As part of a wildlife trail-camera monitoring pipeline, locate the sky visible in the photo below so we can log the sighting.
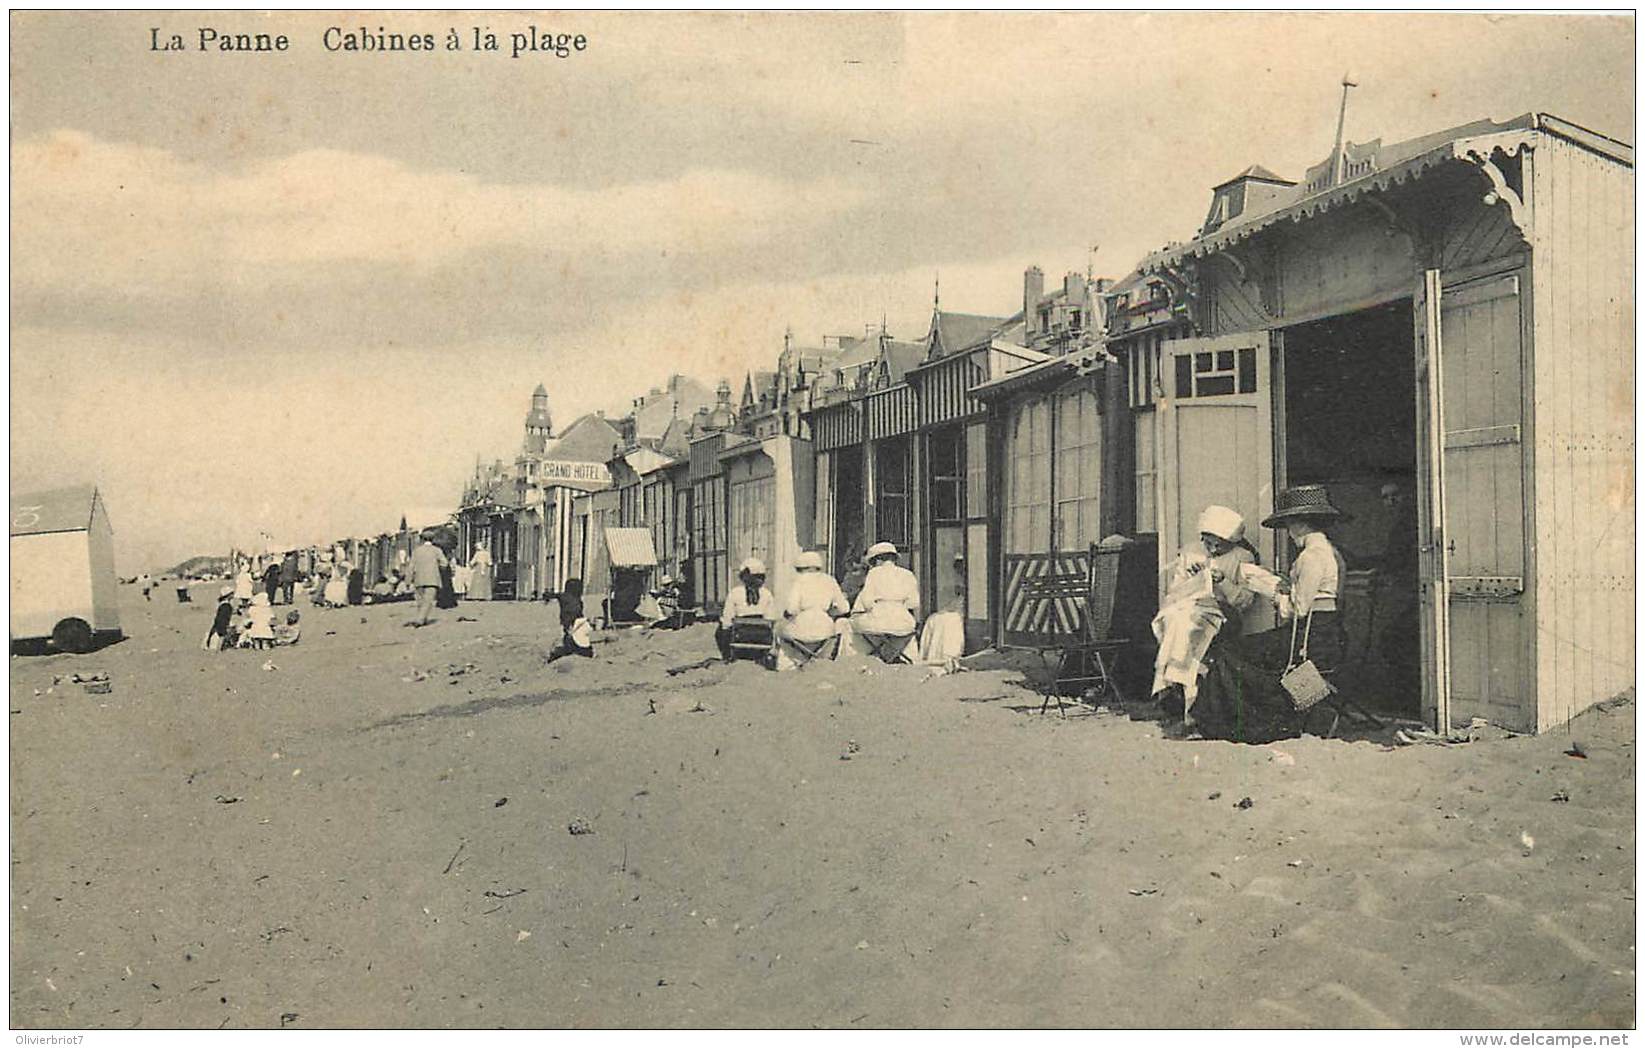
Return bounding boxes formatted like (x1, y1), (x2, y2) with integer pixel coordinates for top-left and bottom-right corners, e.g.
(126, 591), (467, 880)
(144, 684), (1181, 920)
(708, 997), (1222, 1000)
(8, 11), (1634, 572)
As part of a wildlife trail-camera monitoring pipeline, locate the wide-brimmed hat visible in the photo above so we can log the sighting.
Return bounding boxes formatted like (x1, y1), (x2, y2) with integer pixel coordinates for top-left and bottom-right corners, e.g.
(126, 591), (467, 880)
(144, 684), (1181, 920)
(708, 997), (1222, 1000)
(866, 541), (898, 560)
(795, 551), (824, 571)
(218, 585), (234, 598)
(740, 557), (767, 577)
(1196, 505), (1246, 543)
(1261, 484), (1344, 528)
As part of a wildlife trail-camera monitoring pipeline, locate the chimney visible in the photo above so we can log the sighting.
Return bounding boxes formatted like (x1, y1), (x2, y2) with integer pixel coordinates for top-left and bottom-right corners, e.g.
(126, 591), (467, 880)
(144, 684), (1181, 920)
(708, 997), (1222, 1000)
(1023, 266), (1044, 336)
(1064, 271), (1084, 303)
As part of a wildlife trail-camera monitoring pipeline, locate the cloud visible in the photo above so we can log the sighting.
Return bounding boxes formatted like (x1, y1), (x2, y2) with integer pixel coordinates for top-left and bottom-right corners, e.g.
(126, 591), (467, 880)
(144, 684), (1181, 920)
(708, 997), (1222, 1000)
(11, 130), (869, 295)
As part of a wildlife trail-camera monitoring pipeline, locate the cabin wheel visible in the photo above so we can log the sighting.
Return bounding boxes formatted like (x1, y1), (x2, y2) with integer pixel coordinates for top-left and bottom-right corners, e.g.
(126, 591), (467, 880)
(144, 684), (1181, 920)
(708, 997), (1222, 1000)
(51, 618), (93, 654)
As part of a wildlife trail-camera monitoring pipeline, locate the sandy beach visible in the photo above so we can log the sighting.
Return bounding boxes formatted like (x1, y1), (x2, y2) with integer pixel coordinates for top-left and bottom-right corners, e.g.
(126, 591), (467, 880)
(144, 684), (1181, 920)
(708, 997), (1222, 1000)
(9, 583), (1635, 1029)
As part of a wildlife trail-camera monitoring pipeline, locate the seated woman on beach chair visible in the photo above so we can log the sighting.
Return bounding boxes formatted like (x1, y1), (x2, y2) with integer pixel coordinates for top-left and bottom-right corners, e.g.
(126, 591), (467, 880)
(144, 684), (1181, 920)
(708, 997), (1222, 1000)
(1150, 505), (1260, 728)
(776, 551), (849, 670)
(1193, 485), (1350, 743)
(717, 558), (776, 664)
(849, 541), (920, 664)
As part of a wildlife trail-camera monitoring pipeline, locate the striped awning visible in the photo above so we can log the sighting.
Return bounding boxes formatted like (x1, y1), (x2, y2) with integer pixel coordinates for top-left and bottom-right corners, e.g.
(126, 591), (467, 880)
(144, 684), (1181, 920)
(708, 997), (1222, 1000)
(604, 527), (658, 567)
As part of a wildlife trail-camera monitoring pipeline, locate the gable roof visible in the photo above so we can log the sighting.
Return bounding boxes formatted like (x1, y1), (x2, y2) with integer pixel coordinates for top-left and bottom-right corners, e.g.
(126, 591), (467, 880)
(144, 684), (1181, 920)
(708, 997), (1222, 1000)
(11, 484), (101, 536)
(1214, 164), (1293, 188)
(878, 340), (926, 385)
(929, 311), (1010, 360)
(544, 413), (622, 463)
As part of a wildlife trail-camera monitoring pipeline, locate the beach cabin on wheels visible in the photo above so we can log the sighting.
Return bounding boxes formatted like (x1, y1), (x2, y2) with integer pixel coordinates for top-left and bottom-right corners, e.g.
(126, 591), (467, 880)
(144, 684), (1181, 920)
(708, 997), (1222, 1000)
(1125, 112), (1632, 733)
(10, 485), (122, 652)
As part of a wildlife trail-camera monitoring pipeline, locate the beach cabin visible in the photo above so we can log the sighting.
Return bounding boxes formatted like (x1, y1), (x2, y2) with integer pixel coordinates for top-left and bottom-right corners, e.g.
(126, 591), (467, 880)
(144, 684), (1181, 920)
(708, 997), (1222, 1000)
(1126, 112), (1632, 733)
(11, 485), (122, 652)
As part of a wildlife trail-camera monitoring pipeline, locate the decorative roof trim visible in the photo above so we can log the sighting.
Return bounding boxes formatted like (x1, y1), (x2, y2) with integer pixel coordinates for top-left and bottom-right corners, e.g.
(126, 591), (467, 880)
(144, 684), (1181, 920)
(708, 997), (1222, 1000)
(1140, 128), (1543, 274)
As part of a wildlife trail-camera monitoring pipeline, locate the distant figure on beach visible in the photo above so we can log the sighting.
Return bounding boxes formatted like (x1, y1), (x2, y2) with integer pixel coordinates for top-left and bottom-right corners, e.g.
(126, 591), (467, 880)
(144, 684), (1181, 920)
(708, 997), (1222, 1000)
(410, 532), (449, 626)
(323, 559), (350, 608)
(436, 547), (458, 610)
(347, 564), (365, 606)
(139, 573), (153, 602)
(469, 544), (494, 601)
(263, 561), (282, 605)
(274, 610), (302, 646)
(203, 585), (236, 651)
(243, 593), (277, 648)
(234, 563), (255, 603)
(545, 577), (595, 663)
(280, 550), (300, 605)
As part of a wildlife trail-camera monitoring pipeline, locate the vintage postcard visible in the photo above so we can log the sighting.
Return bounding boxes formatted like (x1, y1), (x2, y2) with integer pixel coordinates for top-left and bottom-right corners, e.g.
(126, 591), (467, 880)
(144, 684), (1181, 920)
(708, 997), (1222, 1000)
(8, 10), (1635, 1036)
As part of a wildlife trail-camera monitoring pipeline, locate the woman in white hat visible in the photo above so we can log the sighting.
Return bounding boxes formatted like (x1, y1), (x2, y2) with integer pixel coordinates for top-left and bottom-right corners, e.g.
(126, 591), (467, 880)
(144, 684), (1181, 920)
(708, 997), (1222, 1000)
(716, 557), (775, 661)
(1195, 484), (1349, 742)
(776, 550), (849, 668)
(1150, 505), (1261, 726)
(849, 541), (921, 662)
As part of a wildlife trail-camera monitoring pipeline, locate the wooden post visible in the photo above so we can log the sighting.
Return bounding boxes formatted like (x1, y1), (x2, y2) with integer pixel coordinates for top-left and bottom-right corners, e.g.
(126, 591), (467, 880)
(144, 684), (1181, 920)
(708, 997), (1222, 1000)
(1418, 267), (1453, 732)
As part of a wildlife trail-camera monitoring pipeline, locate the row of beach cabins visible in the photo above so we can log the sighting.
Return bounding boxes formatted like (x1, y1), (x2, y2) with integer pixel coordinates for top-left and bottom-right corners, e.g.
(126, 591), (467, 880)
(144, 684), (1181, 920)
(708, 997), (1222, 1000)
(450, 111), (1630, 736)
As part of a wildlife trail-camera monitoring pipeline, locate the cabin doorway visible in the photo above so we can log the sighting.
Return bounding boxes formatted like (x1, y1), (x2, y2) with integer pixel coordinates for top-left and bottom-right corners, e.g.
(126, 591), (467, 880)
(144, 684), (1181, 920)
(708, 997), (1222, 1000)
(1280, 299), (1421, 716)
(831, 446), (865, 578)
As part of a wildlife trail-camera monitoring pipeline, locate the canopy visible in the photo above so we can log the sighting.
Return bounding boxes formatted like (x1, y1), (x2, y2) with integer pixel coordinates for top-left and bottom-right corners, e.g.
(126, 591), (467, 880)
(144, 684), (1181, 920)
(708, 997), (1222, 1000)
(604, 527), (658, 568)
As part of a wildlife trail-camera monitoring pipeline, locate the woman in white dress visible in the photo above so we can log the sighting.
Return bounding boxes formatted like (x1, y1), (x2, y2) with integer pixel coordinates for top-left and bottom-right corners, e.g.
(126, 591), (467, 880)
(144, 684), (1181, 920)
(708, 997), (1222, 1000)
(323, 559), (350, 608)
(469, 544), (494, 601)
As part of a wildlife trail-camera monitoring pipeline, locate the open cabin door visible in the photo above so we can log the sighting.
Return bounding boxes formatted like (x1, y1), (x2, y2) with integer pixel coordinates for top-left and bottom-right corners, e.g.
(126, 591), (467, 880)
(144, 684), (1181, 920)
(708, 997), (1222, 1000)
(1156, 332), (1277, 632)
(1415, 270), (1530, 732)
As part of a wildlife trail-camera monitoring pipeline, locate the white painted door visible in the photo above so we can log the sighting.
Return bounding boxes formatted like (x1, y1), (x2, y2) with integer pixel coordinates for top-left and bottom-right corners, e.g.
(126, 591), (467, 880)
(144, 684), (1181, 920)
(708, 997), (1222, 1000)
(1156, 332), (1276, 632)
(1417, 270), (1530, 731)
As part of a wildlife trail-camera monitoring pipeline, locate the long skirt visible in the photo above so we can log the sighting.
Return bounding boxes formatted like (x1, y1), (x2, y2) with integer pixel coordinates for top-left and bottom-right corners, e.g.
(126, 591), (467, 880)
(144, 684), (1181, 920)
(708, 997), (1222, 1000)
(469, 567), (493, 601)
(323, 577), (349, 607)
(437, 566), (458, 609)
(1194, 612), (1346, 743)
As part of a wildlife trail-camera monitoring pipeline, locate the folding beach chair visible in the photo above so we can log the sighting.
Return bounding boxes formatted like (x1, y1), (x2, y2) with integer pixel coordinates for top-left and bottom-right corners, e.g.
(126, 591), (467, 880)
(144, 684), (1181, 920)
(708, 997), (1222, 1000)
(786, 633), (840, 668)
(861, 631), (914, 665)
(727, 615), (776, 666)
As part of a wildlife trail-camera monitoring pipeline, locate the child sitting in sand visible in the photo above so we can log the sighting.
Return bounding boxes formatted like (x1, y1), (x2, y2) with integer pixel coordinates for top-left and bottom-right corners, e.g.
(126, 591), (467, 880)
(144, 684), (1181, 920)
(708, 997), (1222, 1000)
(545, 578), (595, 664)
(274, 610), (302, 646)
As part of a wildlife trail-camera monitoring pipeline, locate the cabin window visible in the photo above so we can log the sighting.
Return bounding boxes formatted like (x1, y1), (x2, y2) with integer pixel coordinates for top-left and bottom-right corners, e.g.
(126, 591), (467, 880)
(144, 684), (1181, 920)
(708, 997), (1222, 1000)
(1005, 398), (1051, 554)
(1054, 385), (1103, 551)
(1134, 411), (1158, 532)
(964, 422), (988, 519)
(1172, 345), (1257, 398)
(875, 437), (912, 549)
(929, 428), (964, 524)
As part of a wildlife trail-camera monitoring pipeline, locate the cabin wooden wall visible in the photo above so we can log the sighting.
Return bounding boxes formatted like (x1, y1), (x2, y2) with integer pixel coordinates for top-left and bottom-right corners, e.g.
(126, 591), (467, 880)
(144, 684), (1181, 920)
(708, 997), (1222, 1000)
(1527, 138), (1636, 730)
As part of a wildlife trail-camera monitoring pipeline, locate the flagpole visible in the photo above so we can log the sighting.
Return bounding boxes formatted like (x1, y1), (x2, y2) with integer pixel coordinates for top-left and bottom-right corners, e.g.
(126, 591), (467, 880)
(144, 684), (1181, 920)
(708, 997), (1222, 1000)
(1332, 74), (1358, 186)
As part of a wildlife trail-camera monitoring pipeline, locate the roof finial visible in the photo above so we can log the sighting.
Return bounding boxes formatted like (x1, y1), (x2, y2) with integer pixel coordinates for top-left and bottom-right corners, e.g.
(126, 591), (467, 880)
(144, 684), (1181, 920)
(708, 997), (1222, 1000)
(933, 271), (940, 310)
(1332, 73), (1358, 187)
